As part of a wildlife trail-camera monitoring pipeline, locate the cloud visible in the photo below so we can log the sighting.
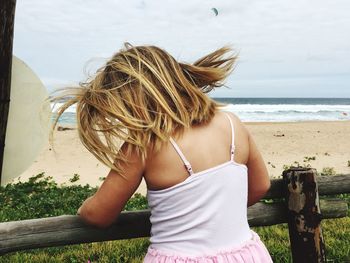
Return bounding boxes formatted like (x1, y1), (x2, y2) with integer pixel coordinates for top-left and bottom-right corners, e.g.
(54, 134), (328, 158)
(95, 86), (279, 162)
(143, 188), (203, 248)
(13, 0), (350, 97)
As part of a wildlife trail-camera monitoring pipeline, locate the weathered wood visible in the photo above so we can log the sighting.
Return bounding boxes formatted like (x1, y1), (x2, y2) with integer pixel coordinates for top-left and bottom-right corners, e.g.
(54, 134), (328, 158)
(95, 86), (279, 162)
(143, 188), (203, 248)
(247, 202), (287, 226)
(319, 198), (349, 219)
(0, 0), (16, 183)
(283, 168), (326, 263)
(0, 199), (347, 255)
(264, 174), (350, 199)
(316, 174), (350, 196)
(0, 210), (151, 255)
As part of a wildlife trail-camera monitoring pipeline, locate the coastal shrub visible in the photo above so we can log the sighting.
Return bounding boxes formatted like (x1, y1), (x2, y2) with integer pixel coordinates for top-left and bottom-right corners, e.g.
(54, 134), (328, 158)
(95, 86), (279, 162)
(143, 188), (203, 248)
(303, 156), (316, 162)
(124, 193), (148, 211)
(321, 167), (336, 176)
(0, 174), (349, 262)
(0, 173), (97, 221)
(69, 174), (80, 183)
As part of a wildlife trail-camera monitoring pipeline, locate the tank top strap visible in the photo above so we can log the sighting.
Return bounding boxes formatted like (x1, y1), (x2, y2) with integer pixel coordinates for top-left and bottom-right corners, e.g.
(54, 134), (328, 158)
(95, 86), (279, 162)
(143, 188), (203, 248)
(169, 137), (194, 175)
(223, 112), (235, 161)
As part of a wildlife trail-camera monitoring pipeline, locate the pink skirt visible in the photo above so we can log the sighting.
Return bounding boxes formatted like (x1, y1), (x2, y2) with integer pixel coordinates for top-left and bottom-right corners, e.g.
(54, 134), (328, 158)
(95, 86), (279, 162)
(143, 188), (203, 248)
(143, 231), (273, 263)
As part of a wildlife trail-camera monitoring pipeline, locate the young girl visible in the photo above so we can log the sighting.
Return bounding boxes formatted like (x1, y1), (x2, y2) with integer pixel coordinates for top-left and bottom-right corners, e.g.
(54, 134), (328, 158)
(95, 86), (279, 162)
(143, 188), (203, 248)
(53, 43), (273, 262)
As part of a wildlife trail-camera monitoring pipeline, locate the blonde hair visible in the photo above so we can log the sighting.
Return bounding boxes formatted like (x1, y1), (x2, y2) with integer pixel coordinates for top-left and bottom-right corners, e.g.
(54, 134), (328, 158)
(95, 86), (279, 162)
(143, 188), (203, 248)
(51, 43), (237, 177)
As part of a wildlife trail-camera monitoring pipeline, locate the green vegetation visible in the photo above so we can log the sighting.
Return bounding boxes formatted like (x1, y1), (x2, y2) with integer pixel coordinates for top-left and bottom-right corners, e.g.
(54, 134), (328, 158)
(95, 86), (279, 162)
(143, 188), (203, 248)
(0, 173), (96, 221)
(69, 174), (80, 183)
(321, 167), (336, 176)
(0, 173), (349, 262)
(99, 176), (106, 182)
(282, 160), (311, 171)
(267, 161), (276, 168)
(303, 156), (316, 162)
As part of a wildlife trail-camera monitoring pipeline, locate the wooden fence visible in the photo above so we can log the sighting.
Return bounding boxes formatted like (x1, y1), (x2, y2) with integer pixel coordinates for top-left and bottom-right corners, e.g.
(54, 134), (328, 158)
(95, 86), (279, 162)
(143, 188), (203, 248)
(0, 168), (349, 263)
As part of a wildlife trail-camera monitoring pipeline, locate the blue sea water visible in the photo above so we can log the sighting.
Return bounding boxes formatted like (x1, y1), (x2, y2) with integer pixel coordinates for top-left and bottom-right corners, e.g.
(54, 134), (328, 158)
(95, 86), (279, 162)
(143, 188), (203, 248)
(53, 98), (350, 124)
(215, 97), (350, 122)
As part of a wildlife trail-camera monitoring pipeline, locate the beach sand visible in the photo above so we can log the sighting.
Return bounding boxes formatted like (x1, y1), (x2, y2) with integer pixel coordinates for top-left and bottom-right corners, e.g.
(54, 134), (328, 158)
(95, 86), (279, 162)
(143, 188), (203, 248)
(17, 121), (350, 195)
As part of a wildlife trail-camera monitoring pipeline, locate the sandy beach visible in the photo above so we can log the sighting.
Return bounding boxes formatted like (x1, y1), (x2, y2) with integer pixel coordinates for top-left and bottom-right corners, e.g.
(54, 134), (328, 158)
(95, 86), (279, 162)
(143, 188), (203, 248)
(17, 121), (350, 195)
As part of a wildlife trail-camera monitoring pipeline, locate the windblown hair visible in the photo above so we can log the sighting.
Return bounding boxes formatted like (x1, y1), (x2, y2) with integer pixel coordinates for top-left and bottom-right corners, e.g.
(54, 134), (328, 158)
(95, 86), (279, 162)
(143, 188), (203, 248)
(51, 43), (237, 177)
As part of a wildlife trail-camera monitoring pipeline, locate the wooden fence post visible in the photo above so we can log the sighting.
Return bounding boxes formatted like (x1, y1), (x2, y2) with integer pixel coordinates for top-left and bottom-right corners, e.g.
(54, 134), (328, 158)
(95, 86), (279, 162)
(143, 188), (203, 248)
(0, 0), (17, 183)
(283, 167), (326, 263)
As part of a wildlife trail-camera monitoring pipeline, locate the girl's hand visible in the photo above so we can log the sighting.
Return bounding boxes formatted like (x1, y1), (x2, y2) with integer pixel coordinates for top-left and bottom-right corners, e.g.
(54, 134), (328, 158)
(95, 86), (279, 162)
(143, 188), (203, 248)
(77, 143), (145, 228)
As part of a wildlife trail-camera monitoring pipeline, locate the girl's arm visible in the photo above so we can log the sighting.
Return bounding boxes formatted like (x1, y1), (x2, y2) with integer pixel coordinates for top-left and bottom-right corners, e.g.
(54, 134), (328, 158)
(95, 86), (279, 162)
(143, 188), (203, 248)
(246, 131), (271, 207)
(77, 144), (145, 228)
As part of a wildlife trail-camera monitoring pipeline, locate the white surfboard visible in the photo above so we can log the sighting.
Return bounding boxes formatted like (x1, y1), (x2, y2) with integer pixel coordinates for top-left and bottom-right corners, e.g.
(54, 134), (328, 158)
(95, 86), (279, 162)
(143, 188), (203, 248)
(1, 56), (51, 185)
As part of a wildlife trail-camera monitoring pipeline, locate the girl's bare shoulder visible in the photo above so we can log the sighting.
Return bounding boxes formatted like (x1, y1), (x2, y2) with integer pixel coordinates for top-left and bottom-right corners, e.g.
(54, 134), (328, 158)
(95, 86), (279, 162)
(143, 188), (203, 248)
(218, 111), (249, 137)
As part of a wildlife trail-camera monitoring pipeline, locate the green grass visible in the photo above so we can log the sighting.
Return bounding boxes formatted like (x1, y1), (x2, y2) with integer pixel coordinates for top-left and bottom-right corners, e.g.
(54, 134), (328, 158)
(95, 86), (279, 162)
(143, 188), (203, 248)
(0, 174), (349, 263)
(253, 218), (350, 262)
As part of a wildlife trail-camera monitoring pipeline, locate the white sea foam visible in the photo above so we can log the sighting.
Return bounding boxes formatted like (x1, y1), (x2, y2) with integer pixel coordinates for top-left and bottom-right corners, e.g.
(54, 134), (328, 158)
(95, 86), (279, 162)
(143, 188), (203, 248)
(222, 104), (350, 122)
(51, 102), (350, 124)
(223, 104), (350, 113)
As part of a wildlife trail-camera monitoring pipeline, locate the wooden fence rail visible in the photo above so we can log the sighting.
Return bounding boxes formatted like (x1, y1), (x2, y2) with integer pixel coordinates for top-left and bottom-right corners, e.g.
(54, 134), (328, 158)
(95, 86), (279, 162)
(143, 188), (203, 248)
(265, 173), (350, 199)
(0, 199), (347, 256)
(0, 173), (349, 258)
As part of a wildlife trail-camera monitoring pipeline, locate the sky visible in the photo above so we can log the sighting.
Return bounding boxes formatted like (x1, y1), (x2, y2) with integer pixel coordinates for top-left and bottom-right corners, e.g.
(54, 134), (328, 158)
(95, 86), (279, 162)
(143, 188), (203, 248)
(13, 0), (350, 98)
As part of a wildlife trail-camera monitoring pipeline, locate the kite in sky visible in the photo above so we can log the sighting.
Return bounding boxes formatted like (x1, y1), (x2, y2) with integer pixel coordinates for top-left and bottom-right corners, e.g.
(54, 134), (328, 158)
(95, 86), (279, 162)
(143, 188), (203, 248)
(211, 8), (218, 16)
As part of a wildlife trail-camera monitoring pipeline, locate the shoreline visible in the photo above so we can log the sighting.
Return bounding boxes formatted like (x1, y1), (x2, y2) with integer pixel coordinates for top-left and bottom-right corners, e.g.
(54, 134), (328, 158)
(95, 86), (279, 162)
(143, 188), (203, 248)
(16, 120), (350, 196)
(245, 120), (350, 124)
(57, 119), (350, 128)
(245, 120), (350, 125)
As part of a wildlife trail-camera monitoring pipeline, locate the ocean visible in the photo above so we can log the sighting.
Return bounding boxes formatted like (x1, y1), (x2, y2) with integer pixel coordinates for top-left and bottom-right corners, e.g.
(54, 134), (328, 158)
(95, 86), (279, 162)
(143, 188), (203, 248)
(53, 98), (350, 124)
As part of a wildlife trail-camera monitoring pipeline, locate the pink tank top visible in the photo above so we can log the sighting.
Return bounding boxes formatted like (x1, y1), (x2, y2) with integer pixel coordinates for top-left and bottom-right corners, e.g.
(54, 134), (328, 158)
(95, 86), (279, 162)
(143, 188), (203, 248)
(146, 112), (252, 256)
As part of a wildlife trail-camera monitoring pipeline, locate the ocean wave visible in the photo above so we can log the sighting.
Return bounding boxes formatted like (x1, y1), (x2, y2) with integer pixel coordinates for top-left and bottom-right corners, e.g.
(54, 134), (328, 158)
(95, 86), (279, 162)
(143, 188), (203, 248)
(222, 104), (350, 113)
(52, 102), (350, 123)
